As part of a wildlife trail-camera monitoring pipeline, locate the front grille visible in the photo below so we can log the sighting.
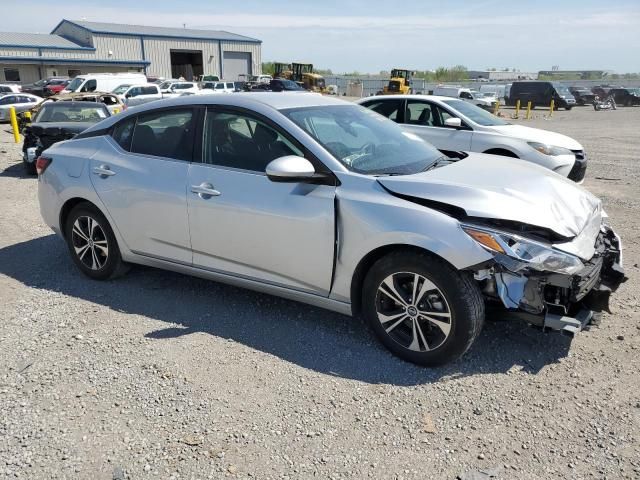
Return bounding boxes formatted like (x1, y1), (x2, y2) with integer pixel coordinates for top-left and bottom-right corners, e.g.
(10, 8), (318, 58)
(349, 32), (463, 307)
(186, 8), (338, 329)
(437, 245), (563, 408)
(569, 150), (587, 182)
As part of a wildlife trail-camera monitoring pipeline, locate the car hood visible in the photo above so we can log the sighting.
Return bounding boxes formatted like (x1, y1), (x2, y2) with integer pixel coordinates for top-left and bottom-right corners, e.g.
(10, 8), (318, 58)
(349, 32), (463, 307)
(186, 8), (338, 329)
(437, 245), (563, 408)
(377, 153), (600, 240)
(485, 124), (582, 150)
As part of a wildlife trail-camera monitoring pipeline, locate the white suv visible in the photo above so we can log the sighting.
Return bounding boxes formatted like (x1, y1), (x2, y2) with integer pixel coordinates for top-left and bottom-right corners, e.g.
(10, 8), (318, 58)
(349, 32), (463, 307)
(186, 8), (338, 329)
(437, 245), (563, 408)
(160, 81), (199, 97)
(114, 84), (162, 107)
(358, 95), (587, 182)
(200, 81), (236, 94)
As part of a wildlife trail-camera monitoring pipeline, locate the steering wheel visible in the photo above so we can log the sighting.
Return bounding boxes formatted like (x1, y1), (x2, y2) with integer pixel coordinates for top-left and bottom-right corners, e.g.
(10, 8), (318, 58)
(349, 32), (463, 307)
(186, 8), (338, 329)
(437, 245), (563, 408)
(349, 142), (376, 168)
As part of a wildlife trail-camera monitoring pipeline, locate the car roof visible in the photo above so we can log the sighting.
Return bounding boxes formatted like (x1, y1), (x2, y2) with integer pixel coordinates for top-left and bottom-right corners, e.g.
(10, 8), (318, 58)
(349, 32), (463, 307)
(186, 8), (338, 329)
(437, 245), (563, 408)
(357, 94), (455, 102)
(81, 92), (356, 133)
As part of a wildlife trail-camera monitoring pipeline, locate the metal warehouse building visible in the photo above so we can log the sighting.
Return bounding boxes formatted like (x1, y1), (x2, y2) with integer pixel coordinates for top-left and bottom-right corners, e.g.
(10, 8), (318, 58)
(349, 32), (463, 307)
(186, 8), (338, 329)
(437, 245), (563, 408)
(0, 19), (262, 83)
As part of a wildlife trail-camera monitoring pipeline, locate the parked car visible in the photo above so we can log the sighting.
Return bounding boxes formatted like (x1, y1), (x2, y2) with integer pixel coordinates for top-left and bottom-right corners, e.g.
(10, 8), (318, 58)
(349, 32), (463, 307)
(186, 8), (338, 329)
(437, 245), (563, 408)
(62, 73), (147, 94)
(259, 79), (306, 92)
(0, 93), (42, 121)
(43, 91), (124, 115)
(357, 95), (587, 182)
(112, 84), (162, 107)
(507, 81), (576, 110)
(44, 79), (71, 96)
(199, 81), (236, 94)
(0, 84), (22, 94)
(591, 85), (618, 99)
(160, 81), (199, 97)
(569, 86), (596, 106)
(22, 101), (110, 174)
(36, 93), (624, 366)
(606, 88), (640, 107)
(431, 86), (498, 110)
(21, 77), (69, 97)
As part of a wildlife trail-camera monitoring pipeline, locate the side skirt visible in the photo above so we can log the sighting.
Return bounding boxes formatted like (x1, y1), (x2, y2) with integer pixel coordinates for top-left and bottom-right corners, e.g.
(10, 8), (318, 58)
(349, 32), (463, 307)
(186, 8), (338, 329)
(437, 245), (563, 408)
(127, 252), (354, 317)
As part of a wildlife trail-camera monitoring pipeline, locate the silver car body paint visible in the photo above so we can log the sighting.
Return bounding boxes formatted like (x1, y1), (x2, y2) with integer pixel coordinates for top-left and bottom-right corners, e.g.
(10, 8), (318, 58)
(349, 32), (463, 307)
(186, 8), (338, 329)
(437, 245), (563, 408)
(38, 93), (618, 320)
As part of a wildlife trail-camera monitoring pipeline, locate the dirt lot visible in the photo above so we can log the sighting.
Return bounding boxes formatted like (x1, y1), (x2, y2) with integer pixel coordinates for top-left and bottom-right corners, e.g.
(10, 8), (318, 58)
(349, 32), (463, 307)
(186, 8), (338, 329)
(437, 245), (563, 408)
(0, 105), (638, 480)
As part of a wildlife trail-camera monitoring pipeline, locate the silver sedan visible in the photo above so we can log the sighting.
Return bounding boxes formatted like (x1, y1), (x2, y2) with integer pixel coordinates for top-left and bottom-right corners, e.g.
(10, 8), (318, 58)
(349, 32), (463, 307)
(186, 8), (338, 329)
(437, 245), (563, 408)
(37, 93), (625, 366)
(0, 93), (41, 121)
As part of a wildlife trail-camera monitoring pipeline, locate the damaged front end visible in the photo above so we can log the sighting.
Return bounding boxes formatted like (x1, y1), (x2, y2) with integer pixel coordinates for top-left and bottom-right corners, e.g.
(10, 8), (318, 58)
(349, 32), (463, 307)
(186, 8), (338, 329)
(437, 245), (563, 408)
(463, 221), (627, 336)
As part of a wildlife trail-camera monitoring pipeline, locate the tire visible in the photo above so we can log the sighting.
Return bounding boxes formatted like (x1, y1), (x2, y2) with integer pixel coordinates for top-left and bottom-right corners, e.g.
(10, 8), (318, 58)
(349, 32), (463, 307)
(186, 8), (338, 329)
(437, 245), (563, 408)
(565, 106), (573, 111)
(22, 154), (36, 175)
(362, 251), (484, 366)
(64, 203), (128, 280)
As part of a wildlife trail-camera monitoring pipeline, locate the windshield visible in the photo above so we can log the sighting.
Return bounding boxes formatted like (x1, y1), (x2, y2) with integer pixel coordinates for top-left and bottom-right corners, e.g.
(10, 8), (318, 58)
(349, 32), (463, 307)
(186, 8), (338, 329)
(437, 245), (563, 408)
(34, 103), (109, 123)
(281, 80), (303, 90)
(441, 99), (509, 126)
(112, 84), (131, 94)
(66, 77), (84, 92)
(553, 83), (572, 95)
(282, 105), (444, 175)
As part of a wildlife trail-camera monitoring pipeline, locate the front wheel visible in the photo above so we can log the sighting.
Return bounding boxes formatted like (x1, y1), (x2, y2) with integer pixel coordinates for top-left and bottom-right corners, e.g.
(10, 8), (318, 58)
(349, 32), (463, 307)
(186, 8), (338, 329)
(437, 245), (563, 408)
(362, 251), (484, 366)
(64, 203), (128, 280)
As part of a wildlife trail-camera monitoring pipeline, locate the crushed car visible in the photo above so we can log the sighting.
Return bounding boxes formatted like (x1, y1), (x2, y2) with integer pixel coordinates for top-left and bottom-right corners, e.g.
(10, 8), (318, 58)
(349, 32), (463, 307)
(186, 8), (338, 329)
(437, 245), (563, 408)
(37, 94), (626, 366)
(22, 101), (109, 174)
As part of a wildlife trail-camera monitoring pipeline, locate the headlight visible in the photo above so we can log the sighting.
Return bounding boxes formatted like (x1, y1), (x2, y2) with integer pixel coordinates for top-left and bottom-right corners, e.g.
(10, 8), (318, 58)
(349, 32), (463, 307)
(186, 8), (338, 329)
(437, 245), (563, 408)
(462, 225), (584, 275)
(527, 142), (573, 157)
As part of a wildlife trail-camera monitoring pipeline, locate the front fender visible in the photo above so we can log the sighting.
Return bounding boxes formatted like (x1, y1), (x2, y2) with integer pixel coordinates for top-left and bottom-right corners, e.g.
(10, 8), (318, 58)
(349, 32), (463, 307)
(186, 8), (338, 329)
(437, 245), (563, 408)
(329, 173), (493, 304)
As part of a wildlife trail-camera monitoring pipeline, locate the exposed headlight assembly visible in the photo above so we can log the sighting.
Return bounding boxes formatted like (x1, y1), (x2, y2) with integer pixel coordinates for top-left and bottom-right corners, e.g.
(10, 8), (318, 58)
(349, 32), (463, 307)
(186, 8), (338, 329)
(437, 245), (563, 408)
(462, 225), (584, 275)
(527, 142), (573, 157)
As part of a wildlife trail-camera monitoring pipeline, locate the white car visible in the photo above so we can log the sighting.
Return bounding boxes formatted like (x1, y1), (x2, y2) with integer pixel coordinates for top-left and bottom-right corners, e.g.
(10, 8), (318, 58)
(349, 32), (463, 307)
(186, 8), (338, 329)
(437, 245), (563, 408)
(112, 84), (162, 107)
(199, 81), (236, 94)
(0, 84), (22, 94)
(432, 86), (496, 110)
(160, 81), (199, 97)
(0, 93), (41, 121)
(357, 95), (587, 182)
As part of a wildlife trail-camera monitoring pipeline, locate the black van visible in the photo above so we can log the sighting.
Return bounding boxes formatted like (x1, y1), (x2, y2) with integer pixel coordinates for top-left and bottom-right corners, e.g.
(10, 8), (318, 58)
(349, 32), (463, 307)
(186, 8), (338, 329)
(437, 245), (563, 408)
(507, 81), (577, 110)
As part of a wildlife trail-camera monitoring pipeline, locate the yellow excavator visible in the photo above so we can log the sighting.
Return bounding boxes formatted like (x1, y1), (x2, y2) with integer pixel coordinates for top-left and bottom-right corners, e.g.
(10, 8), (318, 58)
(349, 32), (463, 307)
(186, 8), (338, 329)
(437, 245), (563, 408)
(380, 69), (414, 95)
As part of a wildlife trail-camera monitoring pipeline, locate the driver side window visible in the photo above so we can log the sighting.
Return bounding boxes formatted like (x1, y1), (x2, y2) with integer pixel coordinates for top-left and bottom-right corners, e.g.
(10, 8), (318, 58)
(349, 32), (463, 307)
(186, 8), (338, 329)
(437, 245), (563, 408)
(405, 101), (436, 126)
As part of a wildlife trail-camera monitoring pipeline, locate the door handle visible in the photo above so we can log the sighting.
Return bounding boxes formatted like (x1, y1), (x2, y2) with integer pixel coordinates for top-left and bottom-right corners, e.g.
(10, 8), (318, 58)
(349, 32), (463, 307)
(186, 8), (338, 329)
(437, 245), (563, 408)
(92, 165), (116, 177)
(191, 183), (221, 198)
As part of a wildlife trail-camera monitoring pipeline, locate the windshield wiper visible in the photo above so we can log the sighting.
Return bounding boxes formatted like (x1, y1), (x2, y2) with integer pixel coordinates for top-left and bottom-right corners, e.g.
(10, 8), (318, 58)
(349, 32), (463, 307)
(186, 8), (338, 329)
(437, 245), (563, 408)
(422, 156), (451, 172)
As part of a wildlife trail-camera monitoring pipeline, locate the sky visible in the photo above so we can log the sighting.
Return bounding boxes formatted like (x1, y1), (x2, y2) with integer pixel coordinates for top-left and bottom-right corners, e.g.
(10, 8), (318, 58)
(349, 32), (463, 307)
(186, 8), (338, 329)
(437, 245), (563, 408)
(5, 0), (640, 73)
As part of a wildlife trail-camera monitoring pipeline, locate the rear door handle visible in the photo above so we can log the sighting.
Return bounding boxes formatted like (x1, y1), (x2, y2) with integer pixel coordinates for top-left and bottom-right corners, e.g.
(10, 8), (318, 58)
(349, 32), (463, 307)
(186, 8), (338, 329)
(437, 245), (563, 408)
(92, 165), (116, 177)
(191, 183), (221, 199)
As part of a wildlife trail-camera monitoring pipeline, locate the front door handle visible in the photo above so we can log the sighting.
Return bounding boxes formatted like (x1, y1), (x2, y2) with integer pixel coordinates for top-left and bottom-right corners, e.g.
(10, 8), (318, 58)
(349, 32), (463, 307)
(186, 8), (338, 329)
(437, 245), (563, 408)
(92, 165), (116, 177)
(191, 183), (221, 199)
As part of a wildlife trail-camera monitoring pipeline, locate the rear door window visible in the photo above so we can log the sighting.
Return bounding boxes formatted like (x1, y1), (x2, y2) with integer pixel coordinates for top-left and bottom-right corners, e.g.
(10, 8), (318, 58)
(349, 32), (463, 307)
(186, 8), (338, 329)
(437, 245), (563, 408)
(128, 109), (195, 161)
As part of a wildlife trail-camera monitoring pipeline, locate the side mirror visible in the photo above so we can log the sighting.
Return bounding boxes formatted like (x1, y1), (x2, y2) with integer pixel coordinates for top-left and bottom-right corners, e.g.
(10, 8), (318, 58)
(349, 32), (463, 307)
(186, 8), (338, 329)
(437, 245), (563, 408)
(266, 156), (316, 182)
(125, 93), (132, 98)
(444, 117), (462, 128)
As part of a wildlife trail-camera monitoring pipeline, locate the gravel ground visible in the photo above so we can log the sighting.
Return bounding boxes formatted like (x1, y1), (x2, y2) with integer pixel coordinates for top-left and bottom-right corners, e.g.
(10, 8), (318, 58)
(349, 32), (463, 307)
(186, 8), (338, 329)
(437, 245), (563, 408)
(0, 105), (639, 480)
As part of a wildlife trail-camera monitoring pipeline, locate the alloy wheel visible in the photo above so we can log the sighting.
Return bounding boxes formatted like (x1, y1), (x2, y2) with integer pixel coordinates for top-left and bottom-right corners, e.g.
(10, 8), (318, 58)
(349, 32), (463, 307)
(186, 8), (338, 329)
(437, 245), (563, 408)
(375, 272), (452, 352)
(71, 216), (109, 271)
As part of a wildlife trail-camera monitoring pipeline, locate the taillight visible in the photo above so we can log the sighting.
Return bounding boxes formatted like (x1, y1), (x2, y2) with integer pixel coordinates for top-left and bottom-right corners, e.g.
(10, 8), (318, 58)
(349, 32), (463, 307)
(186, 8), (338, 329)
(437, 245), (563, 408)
(35, 156), (52, 175)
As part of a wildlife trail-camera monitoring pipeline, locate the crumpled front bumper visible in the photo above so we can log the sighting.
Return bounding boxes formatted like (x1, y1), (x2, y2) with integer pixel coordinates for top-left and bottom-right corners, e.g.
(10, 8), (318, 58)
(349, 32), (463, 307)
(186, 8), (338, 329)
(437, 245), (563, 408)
(478, 225), (627, 335)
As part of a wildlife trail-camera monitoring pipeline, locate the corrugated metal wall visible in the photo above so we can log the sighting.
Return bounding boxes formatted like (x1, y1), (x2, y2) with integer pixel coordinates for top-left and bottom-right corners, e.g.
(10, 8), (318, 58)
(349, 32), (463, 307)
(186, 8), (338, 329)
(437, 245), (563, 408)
(0, 64), (39, 83)
(0, 47), (38, 57)
(94, 34), (142, 61)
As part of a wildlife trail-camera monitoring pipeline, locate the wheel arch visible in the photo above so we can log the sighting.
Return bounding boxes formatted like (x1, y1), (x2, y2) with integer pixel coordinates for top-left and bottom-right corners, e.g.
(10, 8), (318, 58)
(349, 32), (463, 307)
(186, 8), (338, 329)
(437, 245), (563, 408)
(349, 244), (460, 315)
(482, 147), (519, 158)
(59, 197), (107, 239)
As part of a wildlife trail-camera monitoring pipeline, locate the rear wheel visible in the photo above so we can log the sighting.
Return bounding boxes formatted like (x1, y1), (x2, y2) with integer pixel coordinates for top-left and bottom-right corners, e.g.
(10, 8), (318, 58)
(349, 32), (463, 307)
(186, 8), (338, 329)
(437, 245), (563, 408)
(362, 251), (484, 366)
(22, 154), (36, 175)
(64, 203), (128, 280)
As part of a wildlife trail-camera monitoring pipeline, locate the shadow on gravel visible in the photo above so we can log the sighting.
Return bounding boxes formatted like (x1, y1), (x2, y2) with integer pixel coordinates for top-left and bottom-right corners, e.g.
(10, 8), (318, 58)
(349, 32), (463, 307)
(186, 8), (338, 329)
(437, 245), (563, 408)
(0, 161), (33, 180)
(0, 235), (572, 386)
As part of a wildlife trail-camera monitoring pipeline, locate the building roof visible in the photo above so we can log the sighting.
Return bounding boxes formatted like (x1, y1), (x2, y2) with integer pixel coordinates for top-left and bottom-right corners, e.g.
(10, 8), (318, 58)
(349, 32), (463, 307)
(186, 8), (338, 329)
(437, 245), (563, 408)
(0, 32), (89, 50)
(59, 20), (261, 43)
